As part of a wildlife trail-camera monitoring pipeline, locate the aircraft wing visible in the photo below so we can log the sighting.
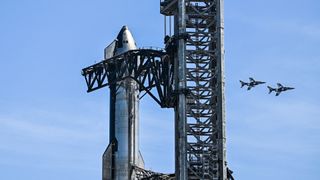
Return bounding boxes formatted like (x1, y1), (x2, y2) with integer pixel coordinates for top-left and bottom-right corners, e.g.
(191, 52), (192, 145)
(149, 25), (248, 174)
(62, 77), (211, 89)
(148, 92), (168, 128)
(276, 91), (281, 96)
(277, 83), (283, 88)
(249, 77), (255, 82)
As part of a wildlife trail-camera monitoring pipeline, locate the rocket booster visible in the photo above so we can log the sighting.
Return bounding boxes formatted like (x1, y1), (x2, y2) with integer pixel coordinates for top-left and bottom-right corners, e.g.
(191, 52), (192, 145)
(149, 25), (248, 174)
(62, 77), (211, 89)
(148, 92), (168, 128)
(103, 26), (144, 180)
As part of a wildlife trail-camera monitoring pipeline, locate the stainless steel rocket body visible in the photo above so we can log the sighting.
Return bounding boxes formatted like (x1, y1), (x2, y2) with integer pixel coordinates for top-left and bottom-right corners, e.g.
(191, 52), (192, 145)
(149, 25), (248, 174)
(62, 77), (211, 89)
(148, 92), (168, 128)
(103, 26), (144, 180)
(114, 79), (141, 179)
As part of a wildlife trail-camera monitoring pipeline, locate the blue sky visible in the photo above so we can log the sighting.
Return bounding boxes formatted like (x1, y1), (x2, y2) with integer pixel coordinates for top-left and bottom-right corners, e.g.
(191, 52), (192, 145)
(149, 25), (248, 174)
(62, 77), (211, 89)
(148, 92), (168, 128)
(0, 0), (319, 179)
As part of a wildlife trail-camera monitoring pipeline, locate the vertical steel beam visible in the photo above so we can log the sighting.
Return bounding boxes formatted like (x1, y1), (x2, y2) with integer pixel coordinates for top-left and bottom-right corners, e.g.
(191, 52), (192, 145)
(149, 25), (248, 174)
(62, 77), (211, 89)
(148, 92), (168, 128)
(162, 0), (228, 179)
(109, 84), (116, 144)
(109, 83), (117, 179)
(175, 0), (187, 179)
(216, 1), (227, 179)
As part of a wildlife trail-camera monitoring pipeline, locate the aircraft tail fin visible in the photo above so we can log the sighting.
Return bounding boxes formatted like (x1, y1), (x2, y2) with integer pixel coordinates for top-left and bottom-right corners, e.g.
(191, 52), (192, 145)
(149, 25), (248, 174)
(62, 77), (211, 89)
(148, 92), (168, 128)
(267, 86), (275, 94)
(240, 80), (246, 88)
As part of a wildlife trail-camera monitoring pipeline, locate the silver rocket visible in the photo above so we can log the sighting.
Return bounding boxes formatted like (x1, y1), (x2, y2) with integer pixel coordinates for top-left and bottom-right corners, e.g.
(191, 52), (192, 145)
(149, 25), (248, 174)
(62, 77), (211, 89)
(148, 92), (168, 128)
(102, 26), (144, 180)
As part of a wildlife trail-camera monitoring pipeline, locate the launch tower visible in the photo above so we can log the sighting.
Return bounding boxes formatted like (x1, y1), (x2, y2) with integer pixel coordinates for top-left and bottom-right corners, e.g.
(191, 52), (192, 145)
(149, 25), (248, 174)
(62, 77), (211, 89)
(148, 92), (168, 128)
(81, 0), (233, 179)
(161, 0), (227, 179)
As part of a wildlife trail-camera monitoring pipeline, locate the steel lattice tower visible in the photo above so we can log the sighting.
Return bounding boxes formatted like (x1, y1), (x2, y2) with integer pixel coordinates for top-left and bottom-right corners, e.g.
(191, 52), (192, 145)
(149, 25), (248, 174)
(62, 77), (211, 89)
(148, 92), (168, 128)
(82, 0), (230, 179)
(161, 0), (227, 179)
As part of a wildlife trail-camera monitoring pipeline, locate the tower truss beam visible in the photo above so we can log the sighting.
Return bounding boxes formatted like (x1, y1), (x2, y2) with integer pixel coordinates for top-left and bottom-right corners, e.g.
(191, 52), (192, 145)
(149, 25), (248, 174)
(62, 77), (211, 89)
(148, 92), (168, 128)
(161, 0), (228, 179)
(81, 49), (175, 108)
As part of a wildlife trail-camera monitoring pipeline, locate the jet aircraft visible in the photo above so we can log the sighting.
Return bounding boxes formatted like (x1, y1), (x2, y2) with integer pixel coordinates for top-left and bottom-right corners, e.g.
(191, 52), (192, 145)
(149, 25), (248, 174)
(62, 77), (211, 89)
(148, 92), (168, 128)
(267, 83), (295, 96)
(240, 77), (266, 90)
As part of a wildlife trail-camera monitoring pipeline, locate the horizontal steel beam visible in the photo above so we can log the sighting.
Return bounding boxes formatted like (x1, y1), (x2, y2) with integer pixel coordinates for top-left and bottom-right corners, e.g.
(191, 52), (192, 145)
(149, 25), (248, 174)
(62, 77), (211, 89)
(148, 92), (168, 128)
(82, 49), (175, 108)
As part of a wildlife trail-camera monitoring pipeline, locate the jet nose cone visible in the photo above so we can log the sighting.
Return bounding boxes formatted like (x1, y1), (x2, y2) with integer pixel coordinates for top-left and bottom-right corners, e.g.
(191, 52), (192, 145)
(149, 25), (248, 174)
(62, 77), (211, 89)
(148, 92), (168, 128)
(122, 25), (129, 30)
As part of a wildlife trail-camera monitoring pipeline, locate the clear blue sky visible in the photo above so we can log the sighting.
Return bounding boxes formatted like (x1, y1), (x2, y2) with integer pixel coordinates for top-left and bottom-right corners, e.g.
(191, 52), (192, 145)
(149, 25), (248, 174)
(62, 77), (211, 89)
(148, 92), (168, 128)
(1, 0), (319, 179)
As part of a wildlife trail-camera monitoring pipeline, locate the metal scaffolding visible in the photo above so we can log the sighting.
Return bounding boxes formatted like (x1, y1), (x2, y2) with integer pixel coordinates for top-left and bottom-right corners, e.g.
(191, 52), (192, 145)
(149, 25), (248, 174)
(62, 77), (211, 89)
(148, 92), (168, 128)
(161, 0), (227, 179)
(82, 49), (174, 108)
(82, 49), (176, 179)
(82, 0), (231, 179)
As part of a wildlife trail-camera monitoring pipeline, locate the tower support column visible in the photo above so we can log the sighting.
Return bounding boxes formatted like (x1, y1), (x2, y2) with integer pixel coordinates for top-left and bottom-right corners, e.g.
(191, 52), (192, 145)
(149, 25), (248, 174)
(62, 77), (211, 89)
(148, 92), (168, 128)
(175, 0), (188, 179)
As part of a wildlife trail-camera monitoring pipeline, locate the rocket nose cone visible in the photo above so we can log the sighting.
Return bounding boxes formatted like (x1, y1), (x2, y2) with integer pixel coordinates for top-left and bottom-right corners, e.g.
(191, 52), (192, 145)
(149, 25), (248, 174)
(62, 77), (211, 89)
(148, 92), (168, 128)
(117, 26), (130, 40)
(114, 25), (137, 55)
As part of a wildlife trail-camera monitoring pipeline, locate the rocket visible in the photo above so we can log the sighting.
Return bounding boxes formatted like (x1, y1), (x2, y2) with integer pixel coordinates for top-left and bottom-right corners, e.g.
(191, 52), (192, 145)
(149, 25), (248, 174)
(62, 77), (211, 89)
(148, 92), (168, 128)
(102, 26), (144, 180)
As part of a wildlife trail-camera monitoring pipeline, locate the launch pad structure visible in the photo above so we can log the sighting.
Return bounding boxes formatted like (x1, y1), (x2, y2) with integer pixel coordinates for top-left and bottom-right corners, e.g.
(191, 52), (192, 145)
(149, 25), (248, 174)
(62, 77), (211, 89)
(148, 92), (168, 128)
(82, 0), (233, 179)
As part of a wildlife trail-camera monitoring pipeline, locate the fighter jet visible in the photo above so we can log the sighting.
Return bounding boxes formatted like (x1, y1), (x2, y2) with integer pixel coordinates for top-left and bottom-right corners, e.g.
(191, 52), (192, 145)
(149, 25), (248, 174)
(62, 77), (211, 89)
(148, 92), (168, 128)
(239, 77), (266, 90)
(267, 83), (295, 96)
